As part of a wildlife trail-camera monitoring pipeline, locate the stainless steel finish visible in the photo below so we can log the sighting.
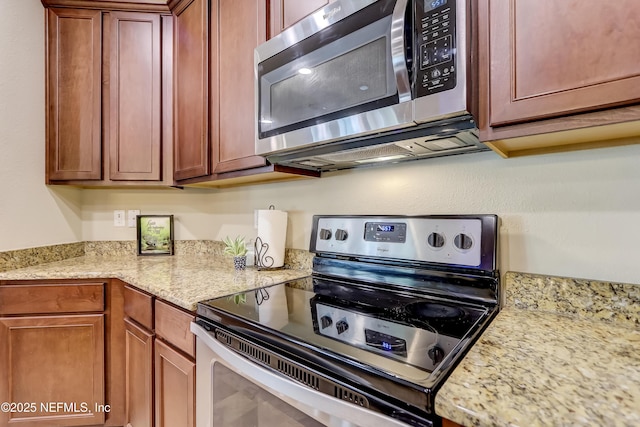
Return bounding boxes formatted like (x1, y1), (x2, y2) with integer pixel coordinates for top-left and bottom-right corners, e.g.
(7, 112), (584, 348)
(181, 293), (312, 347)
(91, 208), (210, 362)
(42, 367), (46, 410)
(254, 0), (482, 171)
(255, 0), (379, 61)
(192, 322), (412, 427)
(312, 216), (483, 267)
(314, 303), (460, 371)
(255, 0), (416, 156)
(413, 0), (470, 122)
(391, 0), (411, 103)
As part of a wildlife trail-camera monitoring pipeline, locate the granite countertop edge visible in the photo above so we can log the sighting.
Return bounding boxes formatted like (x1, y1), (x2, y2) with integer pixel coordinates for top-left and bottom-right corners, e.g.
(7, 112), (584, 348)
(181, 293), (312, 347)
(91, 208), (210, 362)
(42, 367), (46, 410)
(0, 254), (311, 311)
(434, 271), (640, 427)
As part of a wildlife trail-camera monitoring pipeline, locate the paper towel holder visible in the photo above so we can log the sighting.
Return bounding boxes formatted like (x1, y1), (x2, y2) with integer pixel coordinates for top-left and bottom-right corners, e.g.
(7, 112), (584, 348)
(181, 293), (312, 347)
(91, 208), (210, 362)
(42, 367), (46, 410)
(255, 236), (284, 270)
(255, 204), (285, 271)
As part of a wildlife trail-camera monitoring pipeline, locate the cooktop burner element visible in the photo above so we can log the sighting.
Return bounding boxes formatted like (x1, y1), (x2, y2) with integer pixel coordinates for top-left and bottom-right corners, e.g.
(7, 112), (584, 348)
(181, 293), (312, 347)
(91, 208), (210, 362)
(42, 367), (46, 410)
(196, 214), (500, 426)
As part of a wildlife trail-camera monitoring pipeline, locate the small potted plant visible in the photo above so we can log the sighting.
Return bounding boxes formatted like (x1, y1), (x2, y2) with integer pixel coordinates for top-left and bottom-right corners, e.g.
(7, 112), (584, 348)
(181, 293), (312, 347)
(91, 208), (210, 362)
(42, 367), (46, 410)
(223, 236), (248, 270)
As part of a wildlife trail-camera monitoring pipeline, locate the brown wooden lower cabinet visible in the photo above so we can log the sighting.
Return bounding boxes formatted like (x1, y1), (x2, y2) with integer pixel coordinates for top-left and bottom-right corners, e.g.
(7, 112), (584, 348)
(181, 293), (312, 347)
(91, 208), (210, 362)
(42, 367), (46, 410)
(442, 418), (464, 427)
(125, 318), (154, 427)
(0, 314), (105, 427)
(154, 339), (195, 427)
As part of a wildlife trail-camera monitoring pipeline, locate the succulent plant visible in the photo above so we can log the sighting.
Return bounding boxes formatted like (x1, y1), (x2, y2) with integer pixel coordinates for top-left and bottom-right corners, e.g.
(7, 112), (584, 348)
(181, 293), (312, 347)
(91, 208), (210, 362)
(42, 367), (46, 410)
(223, 236), (248, 257)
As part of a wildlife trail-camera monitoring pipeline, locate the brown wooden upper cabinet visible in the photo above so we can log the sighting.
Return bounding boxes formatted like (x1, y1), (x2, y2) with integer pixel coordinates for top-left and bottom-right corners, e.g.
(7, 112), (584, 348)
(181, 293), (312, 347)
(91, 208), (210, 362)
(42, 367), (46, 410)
(172, 0), (211, 181)
(269, 0), (331, 38)
(478, 0), (640, 157)
(171, 0), (319, 186)
(46, 8), (102, 181)
(45, 5), (173, 186)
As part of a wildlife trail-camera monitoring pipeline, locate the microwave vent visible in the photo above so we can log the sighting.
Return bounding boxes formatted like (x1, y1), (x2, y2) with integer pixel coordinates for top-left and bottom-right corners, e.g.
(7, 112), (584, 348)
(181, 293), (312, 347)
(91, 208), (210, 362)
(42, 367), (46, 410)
(312, 143), (413, 163)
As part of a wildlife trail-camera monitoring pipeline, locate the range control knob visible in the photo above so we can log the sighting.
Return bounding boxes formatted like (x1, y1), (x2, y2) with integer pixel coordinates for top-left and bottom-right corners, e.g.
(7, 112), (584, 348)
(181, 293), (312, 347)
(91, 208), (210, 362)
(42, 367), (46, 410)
(320, 315), (333, 329)
(334, 229), (349, 241)
(454, 233), (473, 250)
(427, 232), (445, 248)
(336, 320), (349, 335)
(319, 228), (332, 240)
(428, 345), (445, 364)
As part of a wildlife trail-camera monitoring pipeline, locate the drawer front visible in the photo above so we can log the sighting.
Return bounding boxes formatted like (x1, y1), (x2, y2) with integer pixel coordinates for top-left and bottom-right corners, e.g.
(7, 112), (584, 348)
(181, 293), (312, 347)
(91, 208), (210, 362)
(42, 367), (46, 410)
(124, 285), (154, 330)
(155, 300), (195, 359)
(0, 283), (105, 315)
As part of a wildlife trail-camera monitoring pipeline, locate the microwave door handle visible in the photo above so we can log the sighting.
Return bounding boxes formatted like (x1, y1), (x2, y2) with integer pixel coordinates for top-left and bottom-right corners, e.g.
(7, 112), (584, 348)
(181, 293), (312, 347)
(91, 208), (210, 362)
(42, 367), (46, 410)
(391, 0), (411, 103)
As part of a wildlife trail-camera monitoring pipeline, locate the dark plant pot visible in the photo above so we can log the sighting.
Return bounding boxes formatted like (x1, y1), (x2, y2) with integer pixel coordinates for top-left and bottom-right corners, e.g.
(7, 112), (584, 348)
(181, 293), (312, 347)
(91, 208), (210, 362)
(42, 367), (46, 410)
(233, 256), (247, 270)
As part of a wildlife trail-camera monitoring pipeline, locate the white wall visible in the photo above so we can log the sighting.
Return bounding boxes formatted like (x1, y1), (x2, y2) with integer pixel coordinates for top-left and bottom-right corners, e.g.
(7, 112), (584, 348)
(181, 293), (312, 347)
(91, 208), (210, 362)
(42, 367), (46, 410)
(82, 144), (640, 285)
(0, 0), (82, 251)
(3, 0), (640, 286)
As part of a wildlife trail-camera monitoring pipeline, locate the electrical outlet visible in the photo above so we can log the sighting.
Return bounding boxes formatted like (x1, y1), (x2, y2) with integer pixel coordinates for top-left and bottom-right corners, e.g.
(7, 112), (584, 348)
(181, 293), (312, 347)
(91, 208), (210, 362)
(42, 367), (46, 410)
(128, 210), (140, 228)
(114, 210), (126, 227)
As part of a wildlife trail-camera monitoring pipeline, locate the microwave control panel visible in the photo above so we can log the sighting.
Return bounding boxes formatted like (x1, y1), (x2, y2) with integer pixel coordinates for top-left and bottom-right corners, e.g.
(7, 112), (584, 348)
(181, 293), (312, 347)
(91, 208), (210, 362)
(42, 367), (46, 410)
(415, 0), (457, 96)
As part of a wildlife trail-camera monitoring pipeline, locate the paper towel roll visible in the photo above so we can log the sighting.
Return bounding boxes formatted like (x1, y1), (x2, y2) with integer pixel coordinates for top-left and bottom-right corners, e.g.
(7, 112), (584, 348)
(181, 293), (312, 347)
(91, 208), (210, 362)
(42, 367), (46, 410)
(255, 208), (288, 268)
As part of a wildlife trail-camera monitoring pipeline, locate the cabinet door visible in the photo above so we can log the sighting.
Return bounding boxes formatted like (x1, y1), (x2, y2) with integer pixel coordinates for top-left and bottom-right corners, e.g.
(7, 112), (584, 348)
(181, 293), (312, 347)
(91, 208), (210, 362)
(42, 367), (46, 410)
(108, 12), (162, 181)
(154, 339), (195, 427)
(270, 0), (330, 37)
(173, 0), (211, 181)
(125, 318), (154, 427)
(0, 314), (105, 426)
(483, 0), (640, 128)
(46, 8), (102, 181)
(214, 0), (267, 173)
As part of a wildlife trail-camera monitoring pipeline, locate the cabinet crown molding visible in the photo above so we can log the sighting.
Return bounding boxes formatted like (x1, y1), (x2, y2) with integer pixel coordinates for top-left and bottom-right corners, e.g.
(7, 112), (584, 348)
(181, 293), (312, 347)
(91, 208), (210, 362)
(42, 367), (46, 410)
(41, 0), (171, 13)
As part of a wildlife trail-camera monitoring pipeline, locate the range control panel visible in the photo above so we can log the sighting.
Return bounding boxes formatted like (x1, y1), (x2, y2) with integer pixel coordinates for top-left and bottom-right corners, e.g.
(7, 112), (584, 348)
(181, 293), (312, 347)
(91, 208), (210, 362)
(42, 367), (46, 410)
(414, 0), (457, 97)
(311, 215), (497, 269)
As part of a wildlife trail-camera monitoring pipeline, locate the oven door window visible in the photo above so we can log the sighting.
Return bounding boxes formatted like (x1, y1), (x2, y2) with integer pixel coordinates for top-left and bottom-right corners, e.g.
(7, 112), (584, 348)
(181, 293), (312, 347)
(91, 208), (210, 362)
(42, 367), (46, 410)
(258, 4), (399, 139)
(212, 362), (324, 426)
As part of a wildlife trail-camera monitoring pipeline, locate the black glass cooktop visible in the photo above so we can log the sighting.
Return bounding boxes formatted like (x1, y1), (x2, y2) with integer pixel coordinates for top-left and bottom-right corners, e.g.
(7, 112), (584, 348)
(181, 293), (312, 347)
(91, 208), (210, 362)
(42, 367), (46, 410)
(197, 276), (489, 379)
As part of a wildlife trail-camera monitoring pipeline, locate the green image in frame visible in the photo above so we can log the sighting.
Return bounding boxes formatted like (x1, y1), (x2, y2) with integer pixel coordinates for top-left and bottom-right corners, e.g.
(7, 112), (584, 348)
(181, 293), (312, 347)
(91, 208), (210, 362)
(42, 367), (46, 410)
(136, 215), (174, 256)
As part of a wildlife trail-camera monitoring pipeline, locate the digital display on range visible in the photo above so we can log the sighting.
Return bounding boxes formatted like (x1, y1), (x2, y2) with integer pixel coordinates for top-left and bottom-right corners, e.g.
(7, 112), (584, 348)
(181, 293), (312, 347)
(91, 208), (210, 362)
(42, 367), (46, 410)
(365, 222), (406, 243)
(365, 329), (407, 356)
(425, 0), (447, 12)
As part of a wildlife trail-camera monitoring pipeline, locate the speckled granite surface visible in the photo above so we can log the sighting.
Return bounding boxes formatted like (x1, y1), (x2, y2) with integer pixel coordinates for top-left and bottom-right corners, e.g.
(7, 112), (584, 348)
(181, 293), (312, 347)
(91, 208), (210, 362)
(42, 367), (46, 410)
(0, 239), (312, 311)
(436, 272), (640, 427)
(0, 255), (311, 311)
(0, 242), (84, 272)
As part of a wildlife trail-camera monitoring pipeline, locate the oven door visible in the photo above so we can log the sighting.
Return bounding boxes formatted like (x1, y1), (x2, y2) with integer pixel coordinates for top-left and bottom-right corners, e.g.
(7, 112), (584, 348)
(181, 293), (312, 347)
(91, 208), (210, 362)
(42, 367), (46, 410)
(255, 0), (412, 156)
(191, 322), (412, 427)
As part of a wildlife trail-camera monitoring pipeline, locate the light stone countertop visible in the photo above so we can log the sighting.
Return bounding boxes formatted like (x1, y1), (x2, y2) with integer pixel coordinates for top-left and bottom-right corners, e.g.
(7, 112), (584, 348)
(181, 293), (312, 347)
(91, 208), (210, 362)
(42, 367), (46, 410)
(0, 255), (311, 311)
(435, 272), (640, 427)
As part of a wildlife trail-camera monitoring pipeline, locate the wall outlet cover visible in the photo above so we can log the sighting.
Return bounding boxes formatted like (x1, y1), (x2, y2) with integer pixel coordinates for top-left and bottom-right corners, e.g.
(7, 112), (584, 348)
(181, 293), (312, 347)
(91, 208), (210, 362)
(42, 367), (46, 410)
(128, 210), (141, 228)
(114, 210), (126, 227)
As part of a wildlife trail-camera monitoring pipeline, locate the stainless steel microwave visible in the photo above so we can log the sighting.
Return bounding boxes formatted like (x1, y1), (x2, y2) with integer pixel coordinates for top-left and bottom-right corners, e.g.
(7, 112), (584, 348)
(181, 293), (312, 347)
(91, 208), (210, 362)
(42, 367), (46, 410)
(255, 0), (487, 171)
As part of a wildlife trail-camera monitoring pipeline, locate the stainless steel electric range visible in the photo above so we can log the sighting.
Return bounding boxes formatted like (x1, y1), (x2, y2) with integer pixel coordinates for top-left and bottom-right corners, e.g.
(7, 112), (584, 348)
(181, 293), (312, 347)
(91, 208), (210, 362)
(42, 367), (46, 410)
(192, 215), (499, 427)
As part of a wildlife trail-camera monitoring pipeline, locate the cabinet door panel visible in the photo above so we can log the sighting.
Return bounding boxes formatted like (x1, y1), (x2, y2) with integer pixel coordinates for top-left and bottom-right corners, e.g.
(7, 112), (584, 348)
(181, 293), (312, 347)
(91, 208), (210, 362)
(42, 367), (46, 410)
(125, 318), (154, 427)
(0, 314), (105, 426)
(154, 339), (195, 427)
(487, 0), (640, 127)
(47, 8), (102, 181)
(109, 12), (162, 181)
(173, 0), (211, 181)
(270, 0), (330, 37)
(215, 0), (267, 172)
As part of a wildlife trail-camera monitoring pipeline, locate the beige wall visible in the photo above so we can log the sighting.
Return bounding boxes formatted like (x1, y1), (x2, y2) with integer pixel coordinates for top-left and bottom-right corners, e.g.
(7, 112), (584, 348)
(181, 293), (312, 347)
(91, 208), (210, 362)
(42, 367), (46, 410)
(3, 0), (640, 286)
(82, 144), (640, 285)
(0, 0), (82, 251)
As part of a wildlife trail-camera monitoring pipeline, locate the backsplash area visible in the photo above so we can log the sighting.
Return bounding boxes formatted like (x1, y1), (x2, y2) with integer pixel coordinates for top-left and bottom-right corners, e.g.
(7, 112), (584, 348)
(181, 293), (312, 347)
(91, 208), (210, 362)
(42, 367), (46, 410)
(506, 272), (640, 328)
(0, 241), (313, 272)
(0, 242), (84, 273)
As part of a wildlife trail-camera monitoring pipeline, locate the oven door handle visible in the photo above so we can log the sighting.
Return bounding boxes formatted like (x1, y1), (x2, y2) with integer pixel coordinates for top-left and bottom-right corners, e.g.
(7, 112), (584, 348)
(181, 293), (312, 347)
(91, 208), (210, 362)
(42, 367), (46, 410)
(191, 322), (410, 427)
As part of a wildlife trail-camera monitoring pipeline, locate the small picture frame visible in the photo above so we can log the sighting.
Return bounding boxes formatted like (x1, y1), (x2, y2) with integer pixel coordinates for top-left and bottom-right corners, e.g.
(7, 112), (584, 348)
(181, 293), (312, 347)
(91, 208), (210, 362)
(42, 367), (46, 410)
(136, 215), (174, 256)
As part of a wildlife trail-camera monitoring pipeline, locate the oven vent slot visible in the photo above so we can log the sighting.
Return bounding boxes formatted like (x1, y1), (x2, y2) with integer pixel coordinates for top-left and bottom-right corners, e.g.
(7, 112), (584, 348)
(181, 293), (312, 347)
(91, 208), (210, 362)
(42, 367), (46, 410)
(215, 329), (233, 346)
(237, 341), (272, 365)
(276, 360), (320, 390)
(334, 387), (368, 407)
(214, 327), (370, 409)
